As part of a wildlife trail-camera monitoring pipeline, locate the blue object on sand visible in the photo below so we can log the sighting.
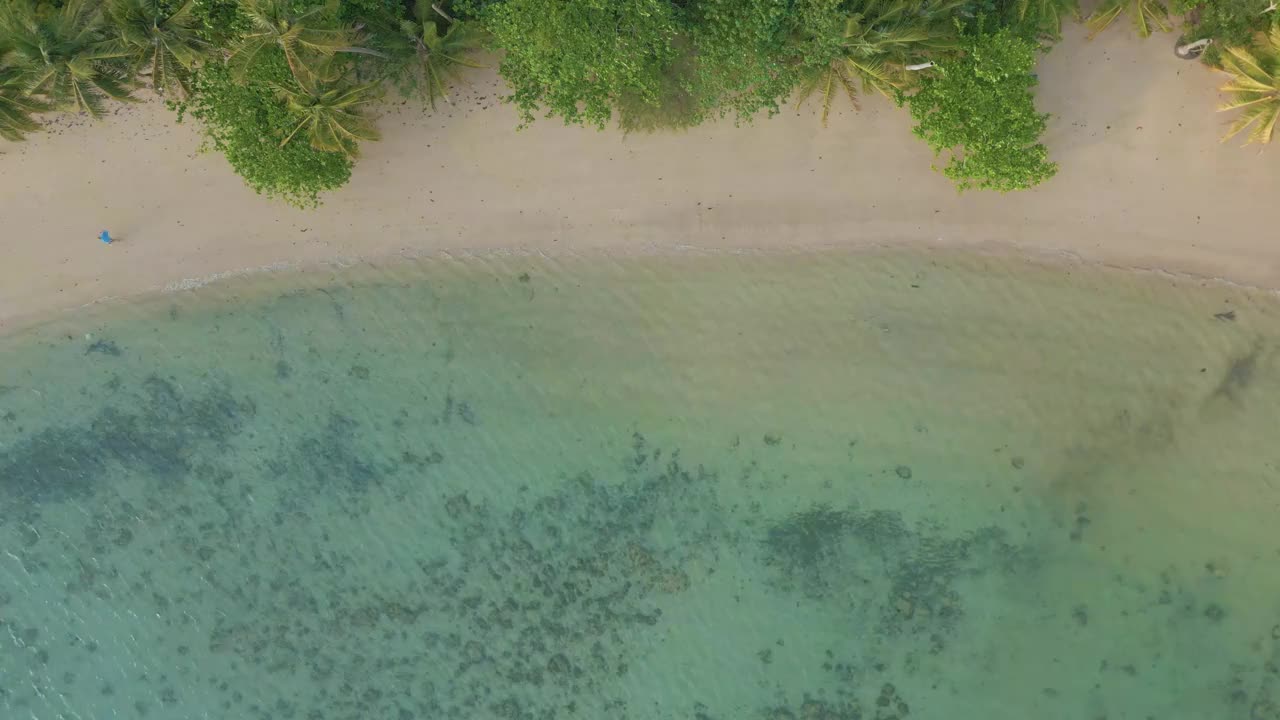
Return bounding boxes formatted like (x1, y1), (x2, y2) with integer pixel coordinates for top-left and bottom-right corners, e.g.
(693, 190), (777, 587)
(100, 230), (112, 244)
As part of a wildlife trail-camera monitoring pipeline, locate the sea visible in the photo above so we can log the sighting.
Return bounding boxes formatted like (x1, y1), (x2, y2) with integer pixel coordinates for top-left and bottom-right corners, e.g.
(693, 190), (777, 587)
(2, 250), (1279, 720)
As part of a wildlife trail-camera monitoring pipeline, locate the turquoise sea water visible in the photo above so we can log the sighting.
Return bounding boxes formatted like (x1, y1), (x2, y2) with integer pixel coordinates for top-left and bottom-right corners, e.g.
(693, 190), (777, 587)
(2, 251), (1280, 720)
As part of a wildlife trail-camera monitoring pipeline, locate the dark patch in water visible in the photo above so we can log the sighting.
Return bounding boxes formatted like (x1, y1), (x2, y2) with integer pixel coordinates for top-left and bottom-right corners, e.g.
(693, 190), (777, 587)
(764, 505), (850, 569)
(762, 697), (865, 720)
(1211, 341), (1265, 402)
(270, 413), (387, 496)
(441, 392), (478, 425)
(0, 375), (255, 505)
(85, 339), (122, 357)
(203, 439), (723, 719)
(402, 449), (445, 468)
(762, 504), (1028, 644)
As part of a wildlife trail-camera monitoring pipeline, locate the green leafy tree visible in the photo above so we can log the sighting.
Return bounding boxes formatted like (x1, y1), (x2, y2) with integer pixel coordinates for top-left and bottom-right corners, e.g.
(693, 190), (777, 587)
(106, 0), (208, 97)
(620, 0), (820, 132)
(228, 0), (376, 86)
(681, 0), (798, 122)
(481, 0), (680, 128)
(180, 54), (352, 206)
(0, 65), (50, 141)
(905, 27), (1057, 191)
(1218, 26), (1280, 145)
(380, 0), (484, 108)
(614, 35), (701, 132)
(188, 0), (246, 45)
(1085, 0), (1172, 38)
(0, 0), (134, 117)
(274, 71), (381, 156)
(795, 0), (963, 126)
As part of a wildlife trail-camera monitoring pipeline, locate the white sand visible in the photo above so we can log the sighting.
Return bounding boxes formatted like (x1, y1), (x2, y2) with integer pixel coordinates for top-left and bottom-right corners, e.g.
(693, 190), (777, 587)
(2, 25), (1279, 333)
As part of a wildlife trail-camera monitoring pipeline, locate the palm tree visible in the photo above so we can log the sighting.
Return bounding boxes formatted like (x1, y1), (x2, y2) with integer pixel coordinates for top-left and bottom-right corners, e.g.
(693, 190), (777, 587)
(384, 0), (484, 108)
(228, 0), (383, 86)
(105, 0), (208, 97)
(1218, 27), (1280, 145)
(1085, 0), (1172, 39)
(1009, 0), (1080, 39)
(274, 72), (381, 157)
(795, 0), (962, 126)
(0, 65), (50, 141)
(0, 0), (134, 117)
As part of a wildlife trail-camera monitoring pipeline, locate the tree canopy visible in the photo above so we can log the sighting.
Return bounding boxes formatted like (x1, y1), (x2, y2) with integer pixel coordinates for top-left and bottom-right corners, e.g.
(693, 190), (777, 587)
(481, 0), (681, 128)
(905, 28), (1058, 191)
(0, 0), (1273, 202)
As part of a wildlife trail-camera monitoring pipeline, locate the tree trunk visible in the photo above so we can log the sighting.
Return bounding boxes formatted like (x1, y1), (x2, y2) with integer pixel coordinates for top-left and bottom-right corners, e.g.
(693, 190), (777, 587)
(1174, 38), (1211, 60)
(432, 3), (454, 23)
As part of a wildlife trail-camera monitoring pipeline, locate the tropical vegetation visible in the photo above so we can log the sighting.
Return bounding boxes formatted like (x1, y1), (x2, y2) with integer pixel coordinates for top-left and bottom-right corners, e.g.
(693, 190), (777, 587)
(106, 0), (206, 97)
(0, 0), (134, 117)
(1084, 0), (1173, 38)
(0, 0), (1276, 204)
(1218, 24), (1280, 145)
(905, 27), (1057, 191)
(0, 65), (51, 141)
(377, 0), (484, 108)
(794, 0), (963, 127)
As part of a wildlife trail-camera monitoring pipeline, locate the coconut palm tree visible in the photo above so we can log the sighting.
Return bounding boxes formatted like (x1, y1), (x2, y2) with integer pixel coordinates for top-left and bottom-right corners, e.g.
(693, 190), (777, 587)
(274, 72), (381, 157)
(1218, 26), (1280, 145)
(1010, 0), (1080, 39)
(1084, 0), (1172, 39)
(795, 0), (962, 126)
(382, 0), (484, 108)
(0, 0), (134, 117)
(0, 64), (50, 141)
(228, 0), (383, 86)
(106, 0), (208, 97)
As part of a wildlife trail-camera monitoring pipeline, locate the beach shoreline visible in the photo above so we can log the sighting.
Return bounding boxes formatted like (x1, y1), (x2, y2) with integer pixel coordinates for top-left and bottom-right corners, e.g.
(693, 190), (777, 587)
(5, 240), (1274, 346)
(3, 24), (1279, 335)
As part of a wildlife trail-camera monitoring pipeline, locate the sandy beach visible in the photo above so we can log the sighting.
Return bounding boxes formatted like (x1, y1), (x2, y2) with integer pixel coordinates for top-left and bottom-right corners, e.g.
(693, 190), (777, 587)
(9, 14), (1280, 719)
(2, 24), (1279, 333)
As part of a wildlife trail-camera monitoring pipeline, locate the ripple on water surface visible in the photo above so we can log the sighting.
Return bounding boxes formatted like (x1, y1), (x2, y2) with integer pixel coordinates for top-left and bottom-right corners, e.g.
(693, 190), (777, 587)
(2, 251), (1280, 720)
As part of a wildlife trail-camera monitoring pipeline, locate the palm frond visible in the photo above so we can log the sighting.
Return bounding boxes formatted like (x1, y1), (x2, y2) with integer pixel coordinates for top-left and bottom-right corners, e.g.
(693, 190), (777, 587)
(1085, 0), (1125, 38)
(273, 76), (381, 157)
(796, 0), (953, 125)
(796, 62), (857, 127)
(105, 0), (207, 96)
(1248, 104), (1280, 144)
(379, 2), (486, 109)
(1014, 0), (1080, 38)
(0, 67), (51, 141)
(0, 0), (135, 114)
(229, 0), (371, 85)
(1216, 32), (1280, 146)
(1222, 46), (1273, 87)
(1086, 0), (1171, 39)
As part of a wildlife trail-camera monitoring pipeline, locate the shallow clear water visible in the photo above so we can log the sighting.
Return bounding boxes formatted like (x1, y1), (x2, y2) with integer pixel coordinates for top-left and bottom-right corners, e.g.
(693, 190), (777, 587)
(2, 251), (1280, 720)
